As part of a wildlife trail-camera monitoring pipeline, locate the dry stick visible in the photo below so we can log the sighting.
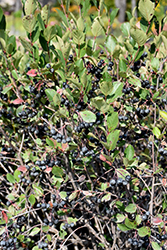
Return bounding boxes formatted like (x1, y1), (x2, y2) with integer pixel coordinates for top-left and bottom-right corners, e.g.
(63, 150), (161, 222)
(63, 152), (78, 191)
(60, 225), (88, 249)
(67, 227), (85, 248)
(17, 133), (24, 166)
(111, 224), (117, 250)
(0, 125), (19, 151)
(94, 215), (110, 249)
(134, 169), (152, 196)
(0, 161), (9, 173)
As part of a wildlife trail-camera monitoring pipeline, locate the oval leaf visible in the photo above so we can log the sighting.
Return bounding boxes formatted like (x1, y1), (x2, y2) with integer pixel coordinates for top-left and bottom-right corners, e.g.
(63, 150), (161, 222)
(29, 227), (40, 236)
(125, 204), (137, 213)
(137, 226), (151, 237)
(160, 110), (167, 122)
(80, 110), (96, 123)
(12, 98), (24, 105)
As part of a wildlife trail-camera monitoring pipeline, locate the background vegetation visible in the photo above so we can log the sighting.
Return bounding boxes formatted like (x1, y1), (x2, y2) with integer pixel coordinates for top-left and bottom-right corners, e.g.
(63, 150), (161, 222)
(0, 0), (167, 249)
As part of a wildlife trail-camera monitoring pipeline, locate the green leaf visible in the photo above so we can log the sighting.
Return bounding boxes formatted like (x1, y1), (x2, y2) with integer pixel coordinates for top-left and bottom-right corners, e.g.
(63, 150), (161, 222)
(80, 110), (96, 123)
(105, 35), (116, 53)
(0, 7), (6, 30)
(14, 170), (21, 182)
(125, 204), (137, 213)
(128, 77), (141, 88)
(39, 33), (48, 51)
(44, 26), (57, 41)
(135, 214), (142, 225)
(56, 9), (68, 27)
(29, 227), (40, 236)
(52, 166), (64, 177)
(22, 15), (36, 33)
(107, 112), (118, 131)
(24, 0), (36, 15)
(77, 16), (84, 31)
(125, 145), (134, 161)
(151, 241), (161, 250)
(137, 226), (151, 237)
(153, 127), (161, 139)
(68, 191), (78, 202)
(125, 217), (137, 229)
(41, 4), (49, 25)
(124, 41), (133, 54)
(110, 8), (119, 25)
(107, 130), (120, 150)
(46, 138), (55, 147)
(116, 169), (130, 179)
(107, 81), (123, 102)
(59, 191), (67, 200)
(130, 28), (147, 46)
(116, 214), (125, 223)
(119, 59), (127, 72)
(154, 2), (165, 22)
(151, 58), (160, 71)
(100, 183), (108, 191)
(113, 45), (122, 58)
(159, 110), (167, 122)
(6, 173), (15, 184)
(117, 223), (130, 232)
(100, 81), (113, 96)
(32, 183), (43, 196)
(138, 0), (154, 22)
(91, 17), (105, 37)
(32, 246), (40, 250)
(1, 85), (12, 94)
(72, 29), (85, 45)
(6, 194), (15, 201)
(101, 193), (111, 202)
(37, 13), (45, 31)
(121, 22), (131, 37)
(45, 89), (57, 103)
(29, 194), (36, 206)
(67, 217), (78, 224)
(19, 36), (32, 51)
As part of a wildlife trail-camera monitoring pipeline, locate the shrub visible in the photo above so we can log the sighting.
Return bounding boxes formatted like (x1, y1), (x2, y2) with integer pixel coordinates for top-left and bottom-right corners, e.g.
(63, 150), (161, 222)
(0, 0), (167, 249)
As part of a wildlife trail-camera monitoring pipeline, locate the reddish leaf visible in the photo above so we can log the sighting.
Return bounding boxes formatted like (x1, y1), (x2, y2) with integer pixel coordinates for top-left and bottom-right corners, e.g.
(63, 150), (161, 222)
(61, 143), (68, 152)
(27, 69), (37, 77)
(162, 178), (167, 186)
(1, 151), (8, 155)
(99, 154), (112, 166)
(44, 167), (52, 173)
(12, 98), (24, 105)
(152, 217), (163, 225)
(2, 211), (8, 224)
(17, 165), (27, 173)
(100, 154), (107, 161)
(57, 88), (63, 95)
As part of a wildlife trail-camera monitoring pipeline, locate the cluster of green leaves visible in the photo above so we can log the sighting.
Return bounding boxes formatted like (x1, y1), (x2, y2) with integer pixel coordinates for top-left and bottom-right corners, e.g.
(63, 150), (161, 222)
(0, 0), (167, 249)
